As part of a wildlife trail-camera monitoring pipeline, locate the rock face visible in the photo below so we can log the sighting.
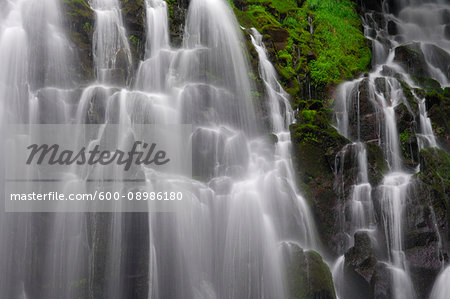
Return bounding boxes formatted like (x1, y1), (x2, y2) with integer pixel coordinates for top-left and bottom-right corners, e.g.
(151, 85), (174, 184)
(406, 147), (450, 298)
(290, 118), (350, 255)
(283, 243), (336, 299)
(394, 43), (429, 79)
(61, 0), (95, 82)
(121, 0), (146, 67)
(370, 262), (393, 299)
(342, 232), (377, 299)
(426, 88), (450, 150)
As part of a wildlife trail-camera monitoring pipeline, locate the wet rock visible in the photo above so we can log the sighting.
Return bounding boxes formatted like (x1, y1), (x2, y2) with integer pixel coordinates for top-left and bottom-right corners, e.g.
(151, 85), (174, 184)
(371, 12), (387, 29)
(394, 43), (428, 79)
(413, 148), (450, 236)
(444, 24), (450, 40)
(366, 142), (388, 185)
(354, 0), (383, 12)
(262, 26), (290, 51)
(283, 243), (336, 299)
(404, 204), (445, 299)
(394, 102), (419, 166)
(380, 65), (396, 77)
(356, 79), (381, 142)
(421, 44), (450, 80)
(290, 123), (350, 256)
(406, 147), (450, 297)
(443, 9), (450, 24)
(168, 0), (190, 47)
(427, 89), (450, 150)
(121, 0), (146, 66)
(343, 232), (377, 299)
(61, 0), (95, 82)
(370, 262), (393, 299)
(387, 20), (397, 35)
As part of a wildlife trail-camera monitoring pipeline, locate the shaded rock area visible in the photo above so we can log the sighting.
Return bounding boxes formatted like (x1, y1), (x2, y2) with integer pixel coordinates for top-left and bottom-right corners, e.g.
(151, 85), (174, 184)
(290, 106), (350, 255)
(342, 232), (377, 299)
(394, 43), (429, 79)
(370, 262), (393, 299)
(87, 213), (150, 299)
(395, 102), (419, 167)
(283, 243), (336, 299)
(426, 88), (450, 150)
(405, 147), (450, 298)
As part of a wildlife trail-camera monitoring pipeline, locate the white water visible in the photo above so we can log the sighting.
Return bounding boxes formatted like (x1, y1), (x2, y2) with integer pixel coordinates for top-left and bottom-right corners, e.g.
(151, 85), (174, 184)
(430, 265), (450, 299)
(91, 0), (132, 84)
(0, 0), (320, 298)
(332, 0), (447, 297)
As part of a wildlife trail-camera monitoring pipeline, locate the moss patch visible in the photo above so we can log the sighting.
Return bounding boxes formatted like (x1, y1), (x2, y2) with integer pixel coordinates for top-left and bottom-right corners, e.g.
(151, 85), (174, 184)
(284, 244), (337, 299)
(232, 0), (371, 101)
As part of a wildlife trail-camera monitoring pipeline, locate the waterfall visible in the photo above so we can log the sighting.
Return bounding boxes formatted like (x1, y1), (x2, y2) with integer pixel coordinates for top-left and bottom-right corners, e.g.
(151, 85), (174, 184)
(0, 1), (85, 299)
(430, 265), (450, 299)
(0, 0), (324, 297)
(249, 28), (318, 248)
(90, 0), (132, 84)
(332, 0), (447, 298)
(1, 0), (448, 297)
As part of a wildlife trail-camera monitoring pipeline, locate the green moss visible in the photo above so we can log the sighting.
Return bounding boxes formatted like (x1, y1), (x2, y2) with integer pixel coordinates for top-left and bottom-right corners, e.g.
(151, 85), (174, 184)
(417, 148), (450, 194)
(62, 0), (92, 18)
(284, 244), (337, 299)
(129, 35), (139, 46)
(414, 148), (450, 234)
(232, 0), (370, 103)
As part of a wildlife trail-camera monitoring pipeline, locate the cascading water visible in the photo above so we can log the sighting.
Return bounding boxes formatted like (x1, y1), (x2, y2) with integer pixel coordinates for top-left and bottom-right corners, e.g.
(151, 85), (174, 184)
(90, 0), (132, 84)
(0, 1), (88, 299)
(332, 0), (448, 298)
(249, 28), (318, 248)
(430, 265), (450, 299)
(1, 0), (321, 298)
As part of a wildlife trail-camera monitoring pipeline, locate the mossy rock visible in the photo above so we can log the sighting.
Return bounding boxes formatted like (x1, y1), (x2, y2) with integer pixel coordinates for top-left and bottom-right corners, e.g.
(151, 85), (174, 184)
(121, 0), (146, 66)
(394, 43), (428, 79)
(283, 243), (336, 299)
(61, 0), (95, 82)
(290, 122), (350, 255)
(414, 147), (450, 240)
(366, 142), (387, 185)
(342, 231), (377, 299)
(426, 88), (450, 150)
(232, 0), (371, 101)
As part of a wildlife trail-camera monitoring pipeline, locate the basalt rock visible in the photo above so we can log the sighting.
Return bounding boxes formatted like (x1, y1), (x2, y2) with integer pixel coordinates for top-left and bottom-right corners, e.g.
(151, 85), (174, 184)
(405, 147), (450, 297)
(342, 232), (377, 299)
(370, 262), (393, 299)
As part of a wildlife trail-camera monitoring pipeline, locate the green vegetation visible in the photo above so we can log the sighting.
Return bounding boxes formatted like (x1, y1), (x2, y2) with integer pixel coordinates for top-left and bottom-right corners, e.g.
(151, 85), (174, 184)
(231, 0), (371, 101)
(129, 34), (140, 46)
(285, 245), (337, 299)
